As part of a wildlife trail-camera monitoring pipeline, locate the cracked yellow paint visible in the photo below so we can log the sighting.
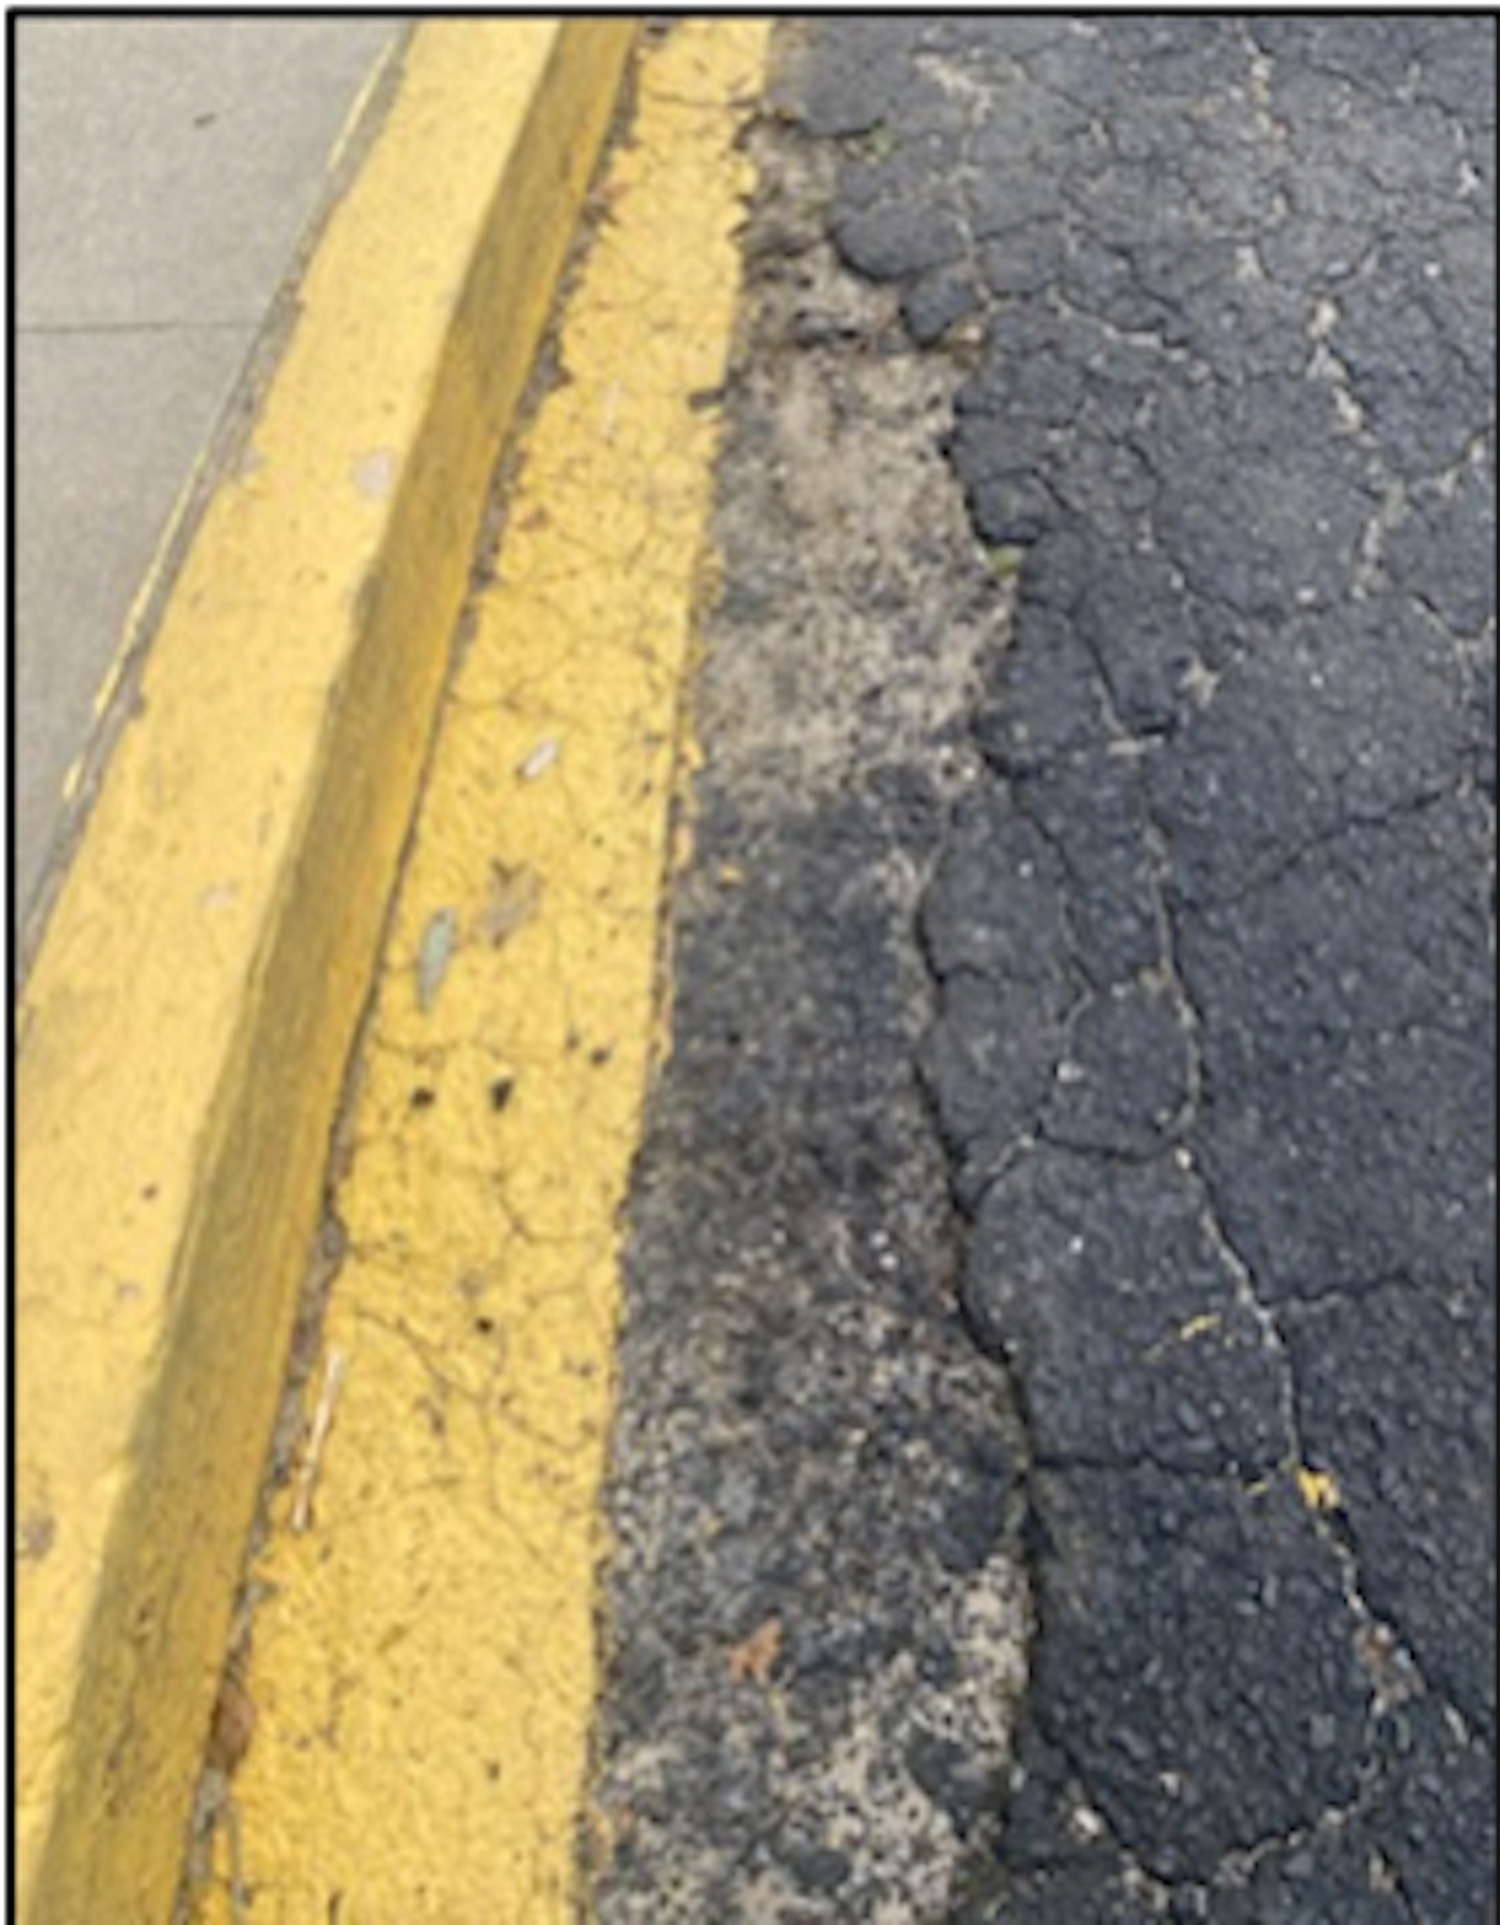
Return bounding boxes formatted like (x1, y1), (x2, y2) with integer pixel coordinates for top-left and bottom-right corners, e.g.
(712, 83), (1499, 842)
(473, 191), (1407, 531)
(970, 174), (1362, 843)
(193, 22), (769, 1919)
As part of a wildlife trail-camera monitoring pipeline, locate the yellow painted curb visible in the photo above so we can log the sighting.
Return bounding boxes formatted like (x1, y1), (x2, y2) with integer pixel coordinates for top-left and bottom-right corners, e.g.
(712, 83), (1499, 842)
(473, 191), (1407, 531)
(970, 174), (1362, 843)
(15, 21), (636, 1921)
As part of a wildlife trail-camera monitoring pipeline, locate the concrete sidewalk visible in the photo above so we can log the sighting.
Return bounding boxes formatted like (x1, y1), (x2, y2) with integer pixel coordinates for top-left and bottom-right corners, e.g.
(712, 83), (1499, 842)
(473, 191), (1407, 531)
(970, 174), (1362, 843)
(14, 17), (402, 956)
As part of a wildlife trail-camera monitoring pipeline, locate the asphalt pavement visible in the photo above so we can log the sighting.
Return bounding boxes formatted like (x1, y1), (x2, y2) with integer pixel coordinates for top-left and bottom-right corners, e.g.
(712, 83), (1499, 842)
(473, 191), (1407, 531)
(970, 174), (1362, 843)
(594, 17), (1495, 1923)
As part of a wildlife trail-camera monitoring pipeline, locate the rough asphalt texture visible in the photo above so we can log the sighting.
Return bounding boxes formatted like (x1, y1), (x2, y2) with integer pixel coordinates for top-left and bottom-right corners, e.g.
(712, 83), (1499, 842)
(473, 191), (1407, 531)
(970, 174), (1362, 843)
(597, 17), (1495, 1923)
(594, 102), (1031, 1917)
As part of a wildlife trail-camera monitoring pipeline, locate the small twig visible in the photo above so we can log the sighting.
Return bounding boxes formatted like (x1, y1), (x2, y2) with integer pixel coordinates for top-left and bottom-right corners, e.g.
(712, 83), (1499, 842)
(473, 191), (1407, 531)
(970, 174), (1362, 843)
(224, 1795), (248, 1924)
(291, 1348), (348, 1532)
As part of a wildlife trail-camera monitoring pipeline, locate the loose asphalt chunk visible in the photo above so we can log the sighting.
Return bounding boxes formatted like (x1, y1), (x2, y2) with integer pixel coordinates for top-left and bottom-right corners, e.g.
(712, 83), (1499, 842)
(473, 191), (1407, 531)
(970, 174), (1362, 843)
(596, 17), (1494, 1922)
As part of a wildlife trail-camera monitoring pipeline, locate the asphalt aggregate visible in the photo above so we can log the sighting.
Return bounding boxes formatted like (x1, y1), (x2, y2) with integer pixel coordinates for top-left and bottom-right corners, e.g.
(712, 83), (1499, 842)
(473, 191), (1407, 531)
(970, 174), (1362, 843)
(595, 19), (1495, 1922)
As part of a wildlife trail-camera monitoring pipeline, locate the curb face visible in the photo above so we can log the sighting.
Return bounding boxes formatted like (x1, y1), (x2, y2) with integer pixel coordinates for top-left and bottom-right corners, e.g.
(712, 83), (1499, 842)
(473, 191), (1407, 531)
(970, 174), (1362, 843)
(15, 23), (635, 1918)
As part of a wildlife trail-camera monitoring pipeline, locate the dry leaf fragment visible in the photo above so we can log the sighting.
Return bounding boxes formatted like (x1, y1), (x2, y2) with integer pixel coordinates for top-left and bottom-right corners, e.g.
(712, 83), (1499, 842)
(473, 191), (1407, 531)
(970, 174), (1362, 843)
(480, 862), (542, 947)
(209, 1676), (256, 1776)
(728, 1614), (783, 1686)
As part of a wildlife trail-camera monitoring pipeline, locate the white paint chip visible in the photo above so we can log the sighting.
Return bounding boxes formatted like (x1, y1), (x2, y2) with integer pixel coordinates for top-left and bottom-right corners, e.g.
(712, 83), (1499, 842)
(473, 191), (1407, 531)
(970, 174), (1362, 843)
(352, 447), (399, 501)
(518, 737), (561, 781)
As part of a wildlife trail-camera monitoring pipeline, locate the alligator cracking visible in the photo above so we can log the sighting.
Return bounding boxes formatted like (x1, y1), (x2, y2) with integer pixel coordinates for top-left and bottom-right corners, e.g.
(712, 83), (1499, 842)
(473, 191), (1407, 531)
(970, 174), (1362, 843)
(794, 17), (1494, 1923)
(598, 15), (1494, 1925)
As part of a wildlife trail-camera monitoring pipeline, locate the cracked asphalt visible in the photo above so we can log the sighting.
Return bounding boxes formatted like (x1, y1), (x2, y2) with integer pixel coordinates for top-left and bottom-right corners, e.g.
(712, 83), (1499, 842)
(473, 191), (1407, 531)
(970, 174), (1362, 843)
(594, 18), (1494, 1923)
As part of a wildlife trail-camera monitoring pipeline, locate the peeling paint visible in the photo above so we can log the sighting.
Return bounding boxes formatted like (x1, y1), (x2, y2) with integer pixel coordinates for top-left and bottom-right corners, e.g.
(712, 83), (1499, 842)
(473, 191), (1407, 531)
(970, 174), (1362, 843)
(191, 23), (769, 1919)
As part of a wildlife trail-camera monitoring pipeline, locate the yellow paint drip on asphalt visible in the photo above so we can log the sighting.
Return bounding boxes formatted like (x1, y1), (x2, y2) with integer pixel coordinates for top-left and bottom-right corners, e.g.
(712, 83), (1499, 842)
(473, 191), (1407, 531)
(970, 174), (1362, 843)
(1296, 1464), (1344, 1514)
(196, 22), (769, 1920)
